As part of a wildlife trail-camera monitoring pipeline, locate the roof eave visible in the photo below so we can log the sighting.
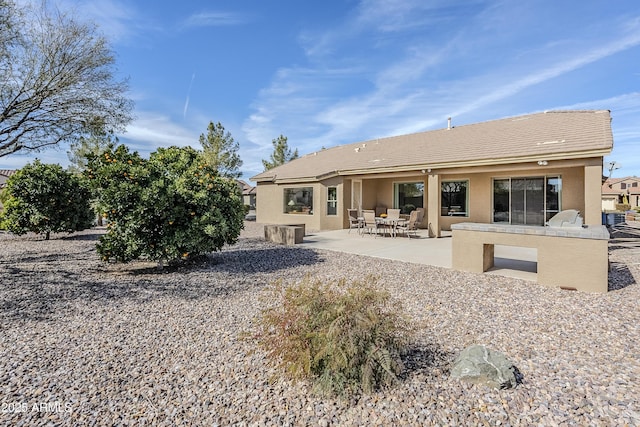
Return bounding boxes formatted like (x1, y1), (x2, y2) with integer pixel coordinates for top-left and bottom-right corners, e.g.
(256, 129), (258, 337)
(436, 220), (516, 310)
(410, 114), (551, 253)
(255, 170), (339, 184)
(338, 148), (612, 176)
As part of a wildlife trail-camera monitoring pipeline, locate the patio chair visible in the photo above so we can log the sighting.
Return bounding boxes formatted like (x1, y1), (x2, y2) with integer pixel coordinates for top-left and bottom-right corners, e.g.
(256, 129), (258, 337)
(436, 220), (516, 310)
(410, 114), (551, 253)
(386, 208), (401, 219)
(384, 208), (401, 237)
(396, 209), (419, 238)
(362, 210), (381, 237)
(347, 209), (362, 234)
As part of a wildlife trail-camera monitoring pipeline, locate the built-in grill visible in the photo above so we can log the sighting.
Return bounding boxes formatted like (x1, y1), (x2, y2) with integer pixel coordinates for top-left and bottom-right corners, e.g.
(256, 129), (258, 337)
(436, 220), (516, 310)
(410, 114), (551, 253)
(546, 209), (584, 228)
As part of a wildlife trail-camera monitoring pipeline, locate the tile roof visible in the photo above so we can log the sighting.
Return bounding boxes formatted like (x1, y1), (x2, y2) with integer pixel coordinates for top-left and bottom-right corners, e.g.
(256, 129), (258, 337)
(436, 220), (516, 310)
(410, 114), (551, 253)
(602, 177), (640, 195)
(0, 170), (16, 189)
(252, 110), (613, 183)
(235, 179), (256, 195)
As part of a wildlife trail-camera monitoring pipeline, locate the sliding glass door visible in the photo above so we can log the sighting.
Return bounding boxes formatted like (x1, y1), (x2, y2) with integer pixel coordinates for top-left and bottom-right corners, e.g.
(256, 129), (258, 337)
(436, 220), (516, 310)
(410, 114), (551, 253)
(493, 177), (561, 225)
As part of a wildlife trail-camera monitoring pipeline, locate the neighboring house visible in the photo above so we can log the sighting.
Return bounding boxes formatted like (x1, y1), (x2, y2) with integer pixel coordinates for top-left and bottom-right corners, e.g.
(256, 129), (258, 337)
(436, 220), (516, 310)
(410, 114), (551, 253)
(602, 176), (640, 211)
(252, 110), (613, 237)
(0, 170), (15, 189)
(236, 179), (256, 209)
(0, 170), (17, 211)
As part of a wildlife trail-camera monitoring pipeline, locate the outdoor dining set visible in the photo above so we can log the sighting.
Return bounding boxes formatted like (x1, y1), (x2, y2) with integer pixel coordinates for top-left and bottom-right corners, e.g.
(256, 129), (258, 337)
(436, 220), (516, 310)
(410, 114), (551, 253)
(347, 208), (424, 238)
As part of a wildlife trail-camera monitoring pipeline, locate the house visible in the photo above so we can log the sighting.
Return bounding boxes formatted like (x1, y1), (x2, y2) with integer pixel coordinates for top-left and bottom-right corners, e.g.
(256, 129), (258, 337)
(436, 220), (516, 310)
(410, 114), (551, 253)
(601, 176), (640, 211)
(0, 169), (16, 211)
(252, 110), (613, 236)
(0, 169), (15, 189)
(236, 179), (256, 209)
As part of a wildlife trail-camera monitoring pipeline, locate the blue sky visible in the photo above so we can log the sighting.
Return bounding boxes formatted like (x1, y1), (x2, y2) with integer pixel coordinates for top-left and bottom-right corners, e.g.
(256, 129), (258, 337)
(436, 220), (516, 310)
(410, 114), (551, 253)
(2, 0), (640, 182)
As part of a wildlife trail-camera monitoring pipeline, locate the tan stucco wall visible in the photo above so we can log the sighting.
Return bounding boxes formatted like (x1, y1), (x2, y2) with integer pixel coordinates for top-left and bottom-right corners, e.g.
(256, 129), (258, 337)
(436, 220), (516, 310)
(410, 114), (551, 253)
(255, 178), (346, 230)
(343, 179), (353, 228)
(584, 163), (603, 225)
(318, 176), (344, 230)
(364, 176), (426, 208)
(452, 228), (609, 293)
(256, 158), (603, 232)
(255, 182), (323, 230)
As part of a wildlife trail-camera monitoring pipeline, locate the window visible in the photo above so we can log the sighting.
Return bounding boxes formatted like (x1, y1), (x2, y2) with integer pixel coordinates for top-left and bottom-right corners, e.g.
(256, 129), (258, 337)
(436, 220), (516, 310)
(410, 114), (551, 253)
(621, 183), (627, 190)
(633, 182), (638, 187)
(393, 182), (424, 213)
(545, 177), (561, 221)
(441, 181), (468, 217)
(284, 187), (313, 214)
(327, 187), (337, 215)
(492, 176), (561, 225)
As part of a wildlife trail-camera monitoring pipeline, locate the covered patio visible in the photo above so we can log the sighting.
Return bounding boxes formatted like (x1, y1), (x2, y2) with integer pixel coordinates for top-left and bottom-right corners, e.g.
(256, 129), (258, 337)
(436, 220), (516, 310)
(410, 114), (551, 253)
(299, 228), (538, 281)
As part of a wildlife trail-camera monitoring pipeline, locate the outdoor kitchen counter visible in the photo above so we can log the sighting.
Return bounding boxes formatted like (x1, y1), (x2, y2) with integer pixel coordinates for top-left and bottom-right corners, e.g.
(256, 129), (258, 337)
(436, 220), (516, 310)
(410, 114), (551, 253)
(451, 223), (610, 293)
(451, 222), (610, 239)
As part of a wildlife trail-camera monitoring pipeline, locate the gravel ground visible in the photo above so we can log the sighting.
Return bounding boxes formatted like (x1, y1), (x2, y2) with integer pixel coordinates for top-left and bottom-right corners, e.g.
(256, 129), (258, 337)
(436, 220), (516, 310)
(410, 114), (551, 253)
(1, 221), (639, 426)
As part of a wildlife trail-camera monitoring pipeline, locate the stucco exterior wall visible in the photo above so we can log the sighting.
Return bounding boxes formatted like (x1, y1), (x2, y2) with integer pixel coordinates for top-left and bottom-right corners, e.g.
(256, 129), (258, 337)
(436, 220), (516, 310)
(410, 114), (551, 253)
(438, 165), (590, 229)
(255, 178), (347, 231)
(256, 158), (603, 232)
(317, 176), (345, 230)
(255, 182), (323, 230)
(364, 176), (427, 210)
(452, 225), (609, 293)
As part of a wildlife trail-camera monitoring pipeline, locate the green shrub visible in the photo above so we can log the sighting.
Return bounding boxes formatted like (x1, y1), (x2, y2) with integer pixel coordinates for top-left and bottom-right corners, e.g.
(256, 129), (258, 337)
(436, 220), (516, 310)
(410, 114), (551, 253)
(255, 276), (412, 397)
(85, 144), (244, 267)
(0, 160), (93, 239)
(401, 204), (416, 214)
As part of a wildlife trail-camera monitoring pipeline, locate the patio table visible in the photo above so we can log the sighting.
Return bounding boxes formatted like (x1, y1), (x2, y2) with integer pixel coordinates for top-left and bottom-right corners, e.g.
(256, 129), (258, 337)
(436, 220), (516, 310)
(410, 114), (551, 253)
(375, 217), (407, 237)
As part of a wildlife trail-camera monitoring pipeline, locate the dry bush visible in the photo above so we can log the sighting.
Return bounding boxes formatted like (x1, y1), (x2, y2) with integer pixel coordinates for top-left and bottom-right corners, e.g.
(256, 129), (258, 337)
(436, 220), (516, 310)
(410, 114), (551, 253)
(254, 276), (413, 397)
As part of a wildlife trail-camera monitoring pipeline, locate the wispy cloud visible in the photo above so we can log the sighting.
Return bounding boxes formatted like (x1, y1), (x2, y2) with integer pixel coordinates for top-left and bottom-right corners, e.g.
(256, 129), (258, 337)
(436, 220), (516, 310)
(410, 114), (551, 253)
(553, 92), (640, 113)
(180, 11), (248, 29)
(559, 92), (640, 174)
(50, 0), (156, 44)
(243, 1), (640, 174)
(124, 112), (199, 151)
(450, 28), (640, 118)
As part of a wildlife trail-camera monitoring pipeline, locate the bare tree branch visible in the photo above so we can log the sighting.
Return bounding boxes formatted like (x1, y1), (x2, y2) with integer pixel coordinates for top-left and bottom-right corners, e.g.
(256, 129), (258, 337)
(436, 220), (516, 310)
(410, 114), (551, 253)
(0, 0), (133, 157)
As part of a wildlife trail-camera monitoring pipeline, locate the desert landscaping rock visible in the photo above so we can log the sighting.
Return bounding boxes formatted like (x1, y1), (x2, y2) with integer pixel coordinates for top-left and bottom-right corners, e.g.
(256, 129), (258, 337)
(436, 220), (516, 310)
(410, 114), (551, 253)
(450, 344), (522, 389)
(0, 221), (639, 425)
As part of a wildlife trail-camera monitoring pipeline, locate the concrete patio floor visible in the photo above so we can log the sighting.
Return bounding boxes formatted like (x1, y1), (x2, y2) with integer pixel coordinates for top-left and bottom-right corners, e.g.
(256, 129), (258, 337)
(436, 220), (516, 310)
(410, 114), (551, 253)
(300, 227), (538, 281)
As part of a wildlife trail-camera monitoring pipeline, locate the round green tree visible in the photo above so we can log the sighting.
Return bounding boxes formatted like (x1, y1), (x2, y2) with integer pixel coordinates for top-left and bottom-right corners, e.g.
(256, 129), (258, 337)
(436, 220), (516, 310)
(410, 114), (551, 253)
(86, 145), (244, 267)
(0, 160), (94, 239)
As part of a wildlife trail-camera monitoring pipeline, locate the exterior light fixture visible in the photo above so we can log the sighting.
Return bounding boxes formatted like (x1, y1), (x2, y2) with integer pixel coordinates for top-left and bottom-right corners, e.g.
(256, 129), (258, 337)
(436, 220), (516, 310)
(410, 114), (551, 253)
(538, 160), (548, 166)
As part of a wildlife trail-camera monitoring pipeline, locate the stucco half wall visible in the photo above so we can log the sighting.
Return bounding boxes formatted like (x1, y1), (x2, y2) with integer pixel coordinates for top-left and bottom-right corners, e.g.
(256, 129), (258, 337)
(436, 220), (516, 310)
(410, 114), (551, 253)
(452, 222), (610, 293)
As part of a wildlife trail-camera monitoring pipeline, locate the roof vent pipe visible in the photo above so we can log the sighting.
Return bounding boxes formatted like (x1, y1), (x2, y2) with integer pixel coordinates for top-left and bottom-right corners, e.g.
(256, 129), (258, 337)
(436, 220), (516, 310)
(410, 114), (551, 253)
(447, 117), (452, 130)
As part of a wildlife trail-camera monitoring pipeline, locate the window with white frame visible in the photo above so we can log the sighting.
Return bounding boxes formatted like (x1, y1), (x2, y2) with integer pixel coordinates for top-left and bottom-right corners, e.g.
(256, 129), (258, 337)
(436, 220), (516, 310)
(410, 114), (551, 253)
(327, 187), (337, 215)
